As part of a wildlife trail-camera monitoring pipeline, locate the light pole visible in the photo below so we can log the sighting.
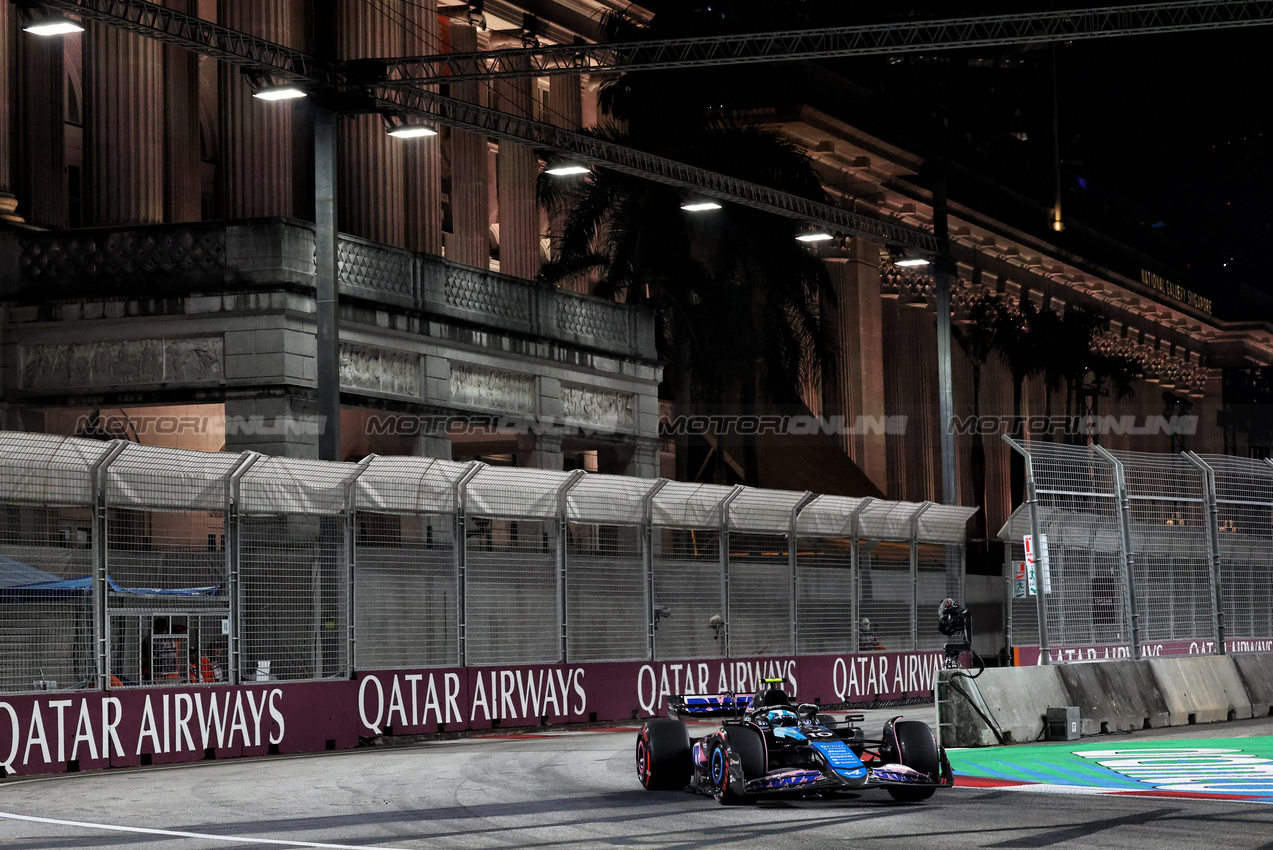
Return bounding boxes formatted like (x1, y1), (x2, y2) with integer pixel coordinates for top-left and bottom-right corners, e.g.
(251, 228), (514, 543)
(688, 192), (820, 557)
(314, 105), (340, 461)
(932, 165), (957, 507)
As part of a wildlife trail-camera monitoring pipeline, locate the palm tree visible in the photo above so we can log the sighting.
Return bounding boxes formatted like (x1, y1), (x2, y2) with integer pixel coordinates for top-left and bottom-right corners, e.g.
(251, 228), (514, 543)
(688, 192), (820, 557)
(1081, 349), (1143, 446)
(990, 295), (1049, 505)
(538, 10), (838, 486)
(1048, 306), (1139, 445)
(1026, 303), (1107, 443)
(953, 288), (1006, 539)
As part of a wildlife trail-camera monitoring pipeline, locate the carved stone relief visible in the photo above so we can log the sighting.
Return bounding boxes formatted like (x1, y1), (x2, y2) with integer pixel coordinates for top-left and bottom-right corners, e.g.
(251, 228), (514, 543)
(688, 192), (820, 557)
(20, 337), (223, 389)
(560, 384), (635, 431)
(339, 344), (421, 397)
(449, 365), (536, 414)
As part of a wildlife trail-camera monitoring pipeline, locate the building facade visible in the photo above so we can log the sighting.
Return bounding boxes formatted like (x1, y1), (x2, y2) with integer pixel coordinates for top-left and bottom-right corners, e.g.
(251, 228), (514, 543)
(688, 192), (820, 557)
(1, 0), (1272, 543)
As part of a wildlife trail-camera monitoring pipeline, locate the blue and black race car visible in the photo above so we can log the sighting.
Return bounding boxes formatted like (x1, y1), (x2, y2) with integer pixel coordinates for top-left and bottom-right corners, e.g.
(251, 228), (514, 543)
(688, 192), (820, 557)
(636, 679), (953, 804)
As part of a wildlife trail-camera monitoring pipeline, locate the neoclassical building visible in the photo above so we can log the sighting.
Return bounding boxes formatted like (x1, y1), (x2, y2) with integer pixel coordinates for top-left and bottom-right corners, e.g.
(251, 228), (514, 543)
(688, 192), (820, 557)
(1, 0), (1271, 542)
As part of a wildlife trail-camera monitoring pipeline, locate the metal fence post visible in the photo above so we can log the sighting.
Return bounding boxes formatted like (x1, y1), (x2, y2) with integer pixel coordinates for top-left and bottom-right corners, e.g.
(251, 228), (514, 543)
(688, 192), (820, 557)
(1185, 452), (1225, 654)
(454, 462), (483, 668)
(719, 486), (744, 659)
(226, 453), (260, 687)
(1003, 539), (1014, 654)
(850, 498), (872, 654)
(1004, 436), (1051, 664)
(345, 456), (375, 676)
(90, 442), (127, 690)
(788, 492), (816, 655)
(1094, 445), (1141, 660)
(641, 479), (668, 661)
(910, 503), (932, 652)
(556, 470), (586, 664)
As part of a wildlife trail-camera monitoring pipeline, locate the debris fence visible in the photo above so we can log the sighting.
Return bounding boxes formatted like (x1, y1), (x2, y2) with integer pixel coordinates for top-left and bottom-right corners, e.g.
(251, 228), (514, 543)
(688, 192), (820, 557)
(1003, 439), (1273, 660)
(0, 431), (972, 694)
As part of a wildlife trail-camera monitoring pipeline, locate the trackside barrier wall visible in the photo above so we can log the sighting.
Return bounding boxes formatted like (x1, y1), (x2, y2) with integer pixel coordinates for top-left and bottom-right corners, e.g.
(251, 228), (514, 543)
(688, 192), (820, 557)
(1002, 439), (1273, 662)
(937, 653), (1273, 747)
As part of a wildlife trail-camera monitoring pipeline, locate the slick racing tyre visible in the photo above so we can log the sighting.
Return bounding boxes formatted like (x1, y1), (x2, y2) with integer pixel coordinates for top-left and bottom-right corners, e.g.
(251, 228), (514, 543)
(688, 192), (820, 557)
(892, 720), (940, 778)
(885, 719), (939, 802)
(711, 727), (764, 806)
(636, 719), (691, 790)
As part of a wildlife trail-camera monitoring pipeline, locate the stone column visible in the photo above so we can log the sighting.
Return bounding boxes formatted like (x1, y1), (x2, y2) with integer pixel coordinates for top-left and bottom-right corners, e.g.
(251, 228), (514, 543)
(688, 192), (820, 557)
(17, 28), (66, 228)
(224, 395), (320, 459)
(404, 0), (443, 255)
(0, 3), (23, 222)
(621, 437), (661, 479)
(83, 17), (165, 224)
(495, 62), (539, 279)
(545, 76), (583, 286)
(411, 432), (453, 460)
(217, 0), (296, 218)
(448, 23), (489, 269)
(826, 246), (888, 493)
(338, 0), (404, 247)
(162, 0), (201, 222)
(519, 433), (563, 471)
(546, 76), (583, 130)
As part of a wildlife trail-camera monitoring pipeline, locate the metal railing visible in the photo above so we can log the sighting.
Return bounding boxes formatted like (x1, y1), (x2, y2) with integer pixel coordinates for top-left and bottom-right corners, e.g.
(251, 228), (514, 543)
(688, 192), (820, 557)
(0, 221), (655, 361)
(1003, 438), (1273, 661)
(0, 431), (973, 694)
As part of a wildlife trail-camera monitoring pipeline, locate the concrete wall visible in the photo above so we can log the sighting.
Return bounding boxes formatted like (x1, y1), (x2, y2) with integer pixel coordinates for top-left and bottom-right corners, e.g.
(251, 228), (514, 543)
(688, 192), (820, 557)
(938, 653), (1273, 748)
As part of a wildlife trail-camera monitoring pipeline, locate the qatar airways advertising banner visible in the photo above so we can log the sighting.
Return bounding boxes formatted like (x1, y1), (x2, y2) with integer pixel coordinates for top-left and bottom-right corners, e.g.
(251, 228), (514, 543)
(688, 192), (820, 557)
(0, 650), (944, 776)
(1013, 637), (1273, 666)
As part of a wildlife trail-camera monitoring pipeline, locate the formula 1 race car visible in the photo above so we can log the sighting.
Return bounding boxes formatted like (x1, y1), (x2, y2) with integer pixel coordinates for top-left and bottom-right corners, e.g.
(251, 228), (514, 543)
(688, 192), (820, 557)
(635, 679), (953, 804)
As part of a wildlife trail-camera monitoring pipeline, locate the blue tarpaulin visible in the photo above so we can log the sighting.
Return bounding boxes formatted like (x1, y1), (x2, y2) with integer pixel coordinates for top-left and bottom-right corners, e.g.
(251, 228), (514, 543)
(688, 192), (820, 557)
(0, 556), (219, 601)
(0, 555), (63, 588)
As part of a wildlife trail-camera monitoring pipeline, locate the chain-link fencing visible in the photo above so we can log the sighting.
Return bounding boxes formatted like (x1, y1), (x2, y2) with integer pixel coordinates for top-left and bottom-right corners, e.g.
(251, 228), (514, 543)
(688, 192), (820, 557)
(0, 433), (118, 693)
(1004, 438), (1273, 660)
(353, 456), (473, 670)
(0, 431), (975, 693)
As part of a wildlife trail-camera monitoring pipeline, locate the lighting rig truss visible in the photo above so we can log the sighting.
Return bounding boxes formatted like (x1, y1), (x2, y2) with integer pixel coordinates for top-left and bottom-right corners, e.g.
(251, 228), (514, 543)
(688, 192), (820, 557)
(28, 0), (1273, 254)
(377, 0), (1273, 83)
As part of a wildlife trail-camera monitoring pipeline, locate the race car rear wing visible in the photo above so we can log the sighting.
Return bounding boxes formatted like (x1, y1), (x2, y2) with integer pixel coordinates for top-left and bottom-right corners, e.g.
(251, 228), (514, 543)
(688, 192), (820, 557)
(666, 692), (754, 720)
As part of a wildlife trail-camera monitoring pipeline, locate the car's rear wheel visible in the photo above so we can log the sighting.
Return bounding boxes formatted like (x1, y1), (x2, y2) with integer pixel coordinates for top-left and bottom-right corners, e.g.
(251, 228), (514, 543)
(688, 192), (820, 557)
(636, 719), (691, 791)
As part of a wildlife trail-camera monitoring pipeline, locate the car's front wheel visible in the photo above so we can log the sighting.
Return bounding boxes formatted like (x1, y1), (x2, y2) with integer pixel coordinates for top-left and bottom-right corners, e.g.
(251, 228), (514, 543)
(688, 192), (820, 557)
(883, 719), (940, 803)
(707, 741), (748, 805)
(710, 728), (764, 805)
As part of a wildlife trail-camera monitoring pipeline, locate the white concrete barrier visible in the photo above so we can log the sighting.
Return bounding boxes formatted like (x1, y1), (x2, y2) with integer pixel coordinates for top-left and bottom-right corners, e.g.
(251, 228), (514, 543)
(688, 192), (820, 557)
(1233, 654), (1273, 717)
(1054, 660), (1169, 735)
(938, 666), (1068, 747)
(1147, 655), (1253, 724)
(938, 653), (1273, 747)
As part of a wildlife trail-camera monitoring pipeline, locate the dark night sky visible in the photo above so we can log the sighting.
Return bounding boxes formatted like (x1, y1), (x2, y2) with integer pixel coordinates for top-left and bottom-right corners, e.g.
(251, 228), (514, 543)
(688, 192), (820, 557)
(629, 1), (1273, 316)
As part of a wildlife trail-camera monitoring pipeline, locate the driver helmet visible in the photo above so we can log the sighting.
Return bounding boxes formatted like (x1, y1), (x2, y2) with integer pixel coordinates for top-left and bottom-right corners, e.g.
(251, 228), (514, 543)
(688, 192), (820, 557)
(765, 707), (799, 727)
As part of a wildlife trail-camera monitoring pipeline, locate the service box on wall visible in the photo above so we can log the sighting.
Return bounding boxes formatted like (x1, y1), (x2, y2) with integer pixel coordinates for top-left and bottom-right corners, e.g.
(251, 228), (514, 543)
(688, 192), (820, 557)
(1046, 706), (1081, 741)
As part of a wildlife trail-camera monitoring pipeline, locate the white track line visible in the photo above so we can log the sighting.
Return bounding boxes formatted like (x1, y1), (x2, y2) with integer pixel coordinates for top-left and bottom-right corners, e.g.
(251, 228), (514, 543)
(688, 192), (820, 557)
(0, 810), (415, 850)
